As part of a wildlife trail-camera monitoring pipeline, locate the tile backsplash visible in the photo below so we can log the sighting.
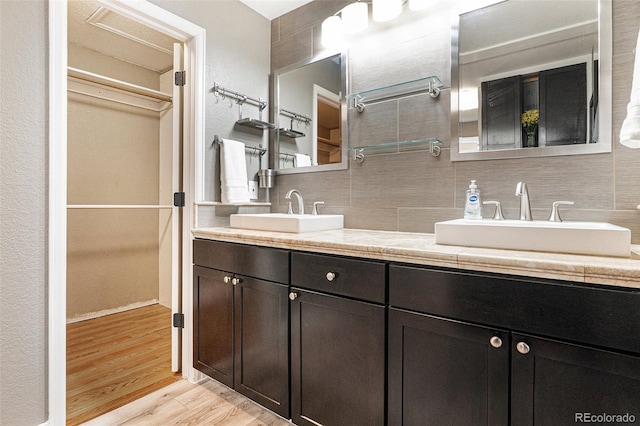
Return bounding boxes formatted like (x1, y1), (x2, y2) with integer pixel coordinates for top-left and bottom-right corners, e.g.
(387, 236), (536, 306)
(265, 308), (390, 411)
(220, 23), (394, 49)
(271, 0), (640, 243)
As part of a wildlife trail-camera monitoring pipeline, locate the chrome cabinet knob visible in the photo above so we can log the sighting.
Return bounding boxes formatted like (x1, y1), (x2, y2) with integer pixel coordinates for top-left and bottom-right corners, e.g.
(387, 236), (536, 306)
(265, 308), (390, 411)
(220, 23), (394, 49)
(326, 272), (337, 282)
(289, 292), (298, 301)
(231, 277), (242, 285)
(516, 341), (531, 354)
(490, 336), (503, 348)
(223, 276), (232, 284)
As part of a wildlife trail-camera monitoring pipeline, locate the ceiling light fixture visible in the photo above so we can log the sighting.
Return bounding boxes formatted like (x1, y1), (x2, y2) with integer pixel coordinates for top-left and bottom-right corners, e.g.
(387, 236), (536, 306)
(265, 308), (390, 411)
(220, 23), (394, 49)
(321, 0), (436, 48)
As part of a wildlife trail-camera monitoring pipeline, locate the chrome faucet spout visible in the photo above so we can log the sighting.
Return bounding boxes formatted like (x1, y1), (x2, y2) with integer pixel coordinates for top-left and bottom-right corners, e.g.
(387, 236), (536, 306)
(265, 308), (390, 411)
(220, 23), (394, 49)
(515, 182), (532, 221)
(285, 189), (304, 215)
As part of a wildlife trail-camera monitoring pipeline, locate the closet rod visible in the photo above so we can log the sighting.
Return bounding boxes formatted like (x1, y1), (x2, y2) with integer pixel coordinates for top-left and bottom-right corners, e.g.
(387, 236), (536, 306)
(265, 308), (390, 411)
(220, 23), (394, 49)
(68, 67), (172, 102)
(67, 87), (173, 113)
(67, 205), (174, 209)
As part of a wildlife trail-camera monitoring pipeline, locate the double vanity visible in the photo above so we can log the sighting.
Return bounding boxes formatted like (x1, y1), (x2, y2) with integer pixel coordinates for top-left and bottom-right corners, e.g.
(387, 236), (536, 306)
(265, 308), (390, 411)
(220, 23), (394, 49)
(192, 222), (640, 426)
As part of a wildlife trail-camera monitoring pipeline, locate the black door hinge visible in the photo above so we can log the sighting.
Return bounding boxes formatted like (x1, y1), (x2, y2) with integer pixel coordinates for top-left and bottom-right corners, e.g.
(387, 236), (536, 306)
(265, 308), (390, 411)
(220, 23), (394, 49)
(173, 192), (185, 207)
(175, 70), (186, 86)
(173, 313), (184, 328)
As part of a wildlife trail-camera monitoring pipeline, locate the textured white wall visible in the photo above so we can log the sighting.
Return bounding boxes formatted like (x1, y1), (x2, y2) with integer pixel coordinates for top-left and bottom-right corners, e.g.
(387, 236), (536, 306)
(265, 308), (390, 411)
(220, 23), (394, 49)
(0, 1), (48, 424)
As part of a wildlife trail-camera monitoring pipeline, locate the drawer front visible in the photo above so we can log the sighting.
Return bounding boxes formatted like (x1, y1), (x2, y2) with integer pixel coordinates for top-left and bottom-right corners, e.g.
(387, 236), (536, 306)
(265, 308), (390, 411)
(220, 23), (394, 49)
(291, 252), (386, 303)
(193, 239), (289, 284)
(389, 264), (640, 355)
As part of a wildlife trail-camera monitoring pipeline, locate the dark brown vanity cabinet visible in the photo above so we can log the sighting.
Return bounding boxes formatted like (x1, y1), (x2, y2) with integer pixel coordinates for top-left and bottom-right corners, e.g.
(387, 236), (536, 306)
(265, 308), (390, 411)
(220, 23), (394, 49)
(388, 308), (510, 426)
(193, 239), (290, 418)
(289, 252), (387, 426)
(389, 264), (640, 426)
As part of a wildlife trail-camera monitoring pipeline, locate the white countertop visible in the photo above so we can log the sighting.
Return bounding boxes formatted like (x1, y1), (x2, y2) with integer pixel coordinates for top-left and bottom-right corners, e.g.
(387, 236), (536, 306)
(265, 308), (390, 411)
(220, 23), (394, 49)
(192, 227), (640, 290)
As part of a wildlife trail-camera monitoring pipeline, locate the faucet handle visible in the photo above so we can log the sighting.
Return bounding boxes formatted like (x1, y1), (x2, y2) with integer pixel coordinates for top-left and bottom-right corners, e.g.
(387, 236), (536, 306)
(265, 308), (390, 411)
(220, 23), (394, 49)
(312, 201), (325, 215)
(483, 201), (505, 220)
(548, 201), (574, 222)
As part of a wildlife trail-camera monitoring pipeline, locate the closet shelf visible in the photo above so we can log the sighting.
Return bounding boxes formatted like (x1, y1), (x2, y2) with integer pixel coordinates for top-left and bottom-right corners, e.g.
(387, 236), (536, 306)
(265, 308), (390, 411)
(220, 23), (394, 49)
(347, 76), (444, 112)
(68, 67), (172, 112)
(348, 138), (442, 162)
(68, 67), (172, 101)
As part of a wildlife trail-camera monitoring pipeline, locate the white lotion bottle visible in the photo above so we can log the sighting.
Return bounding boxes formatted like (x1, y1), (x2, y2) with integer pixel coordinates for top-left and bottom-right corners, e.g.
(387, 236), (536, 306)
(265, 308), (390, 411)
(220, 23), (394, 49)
(464, 180), (482, 219)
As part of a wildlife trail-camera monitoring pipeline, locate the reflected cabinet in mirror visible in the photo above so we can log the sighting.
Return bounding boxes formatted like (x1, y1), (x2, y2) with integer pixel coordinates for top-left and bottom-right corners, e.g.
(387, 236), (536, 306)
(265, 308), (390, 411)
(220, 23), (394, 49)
(274, 51), (348, 174)
(451, 0), (612, 161)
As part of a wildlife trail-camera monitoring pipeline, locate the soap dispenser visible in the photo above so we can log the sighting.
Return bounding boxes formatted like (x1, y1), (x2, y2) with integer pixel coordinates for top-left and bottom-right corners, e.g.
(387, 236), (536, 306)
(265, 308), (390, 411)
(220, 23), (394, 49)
(464, 180), (482, 219)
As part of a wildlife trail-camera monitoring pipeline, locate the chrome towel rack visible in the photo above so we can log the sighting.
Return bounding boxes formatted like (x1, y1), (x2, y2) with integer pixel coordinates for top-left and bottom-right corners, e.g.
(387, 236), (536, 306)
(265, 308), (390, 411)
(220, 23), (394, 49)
(212, 82), (267, 111)
(213, 135), (267, 157)
(279, 108), (312, 126)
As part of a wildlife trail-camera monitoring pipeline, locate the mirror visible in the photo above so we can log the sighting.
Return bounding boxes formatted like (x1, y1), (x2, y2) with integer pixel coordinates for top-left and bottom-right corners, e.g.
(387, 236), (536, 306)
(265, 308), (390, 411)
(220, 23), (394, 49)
(451, 0), (612, 161)
(274, 51), (348, 174)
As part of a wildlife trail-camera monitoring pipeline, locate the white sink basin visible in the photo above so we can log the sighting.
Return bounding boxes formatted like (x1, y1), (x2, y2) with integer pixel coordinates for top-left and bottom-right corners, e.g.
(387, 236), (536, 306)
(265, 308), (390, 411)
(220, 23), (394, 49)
(230, 213), (344, 233)
(435, 219), (631, 257)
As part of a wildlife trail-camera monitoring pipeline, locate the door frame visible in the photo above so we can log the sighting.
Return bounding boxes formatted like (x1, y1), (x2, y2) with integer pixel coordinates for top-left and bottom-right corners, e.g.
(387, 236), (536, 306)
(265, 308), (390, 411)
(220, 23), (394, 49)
(48, 1), (205, 424)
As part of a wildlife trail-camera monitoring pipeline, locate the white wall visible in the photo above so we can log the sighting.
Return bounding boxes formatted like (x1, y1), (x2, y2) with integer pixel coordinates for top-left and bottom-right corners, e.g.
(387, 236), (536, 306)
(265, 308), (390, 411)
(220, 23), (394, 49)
(0, 1), (48, 424)
(149, 0), (272, 202)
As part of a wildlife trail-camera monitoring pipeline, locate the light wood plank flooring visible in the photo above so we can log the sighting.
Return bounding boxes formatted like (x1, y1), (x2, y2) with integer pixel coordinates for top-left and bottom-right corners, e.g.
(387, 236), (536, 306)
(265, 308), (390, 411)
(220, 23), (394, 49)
(82, 378), (292, 425)
(67, 304), (181, 425)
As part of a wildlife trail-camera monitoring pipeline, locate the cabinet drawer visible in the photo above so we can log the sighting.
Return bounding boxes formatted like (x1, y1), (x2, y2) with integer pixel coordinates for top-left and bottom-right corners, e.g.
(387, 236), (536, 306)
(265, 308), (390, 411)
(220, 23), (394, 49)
(389, 264), (640, 355)
(291, 252), (386, 304)
(193, 239), (289, 284)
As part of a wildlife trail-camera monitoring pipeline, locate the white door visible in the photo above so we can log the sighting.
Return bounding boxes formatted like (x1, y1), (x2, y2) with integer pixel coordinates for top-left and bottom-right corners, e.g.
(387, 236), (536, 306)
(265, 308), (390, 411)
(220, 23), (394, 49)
(171, 42), (184, 372)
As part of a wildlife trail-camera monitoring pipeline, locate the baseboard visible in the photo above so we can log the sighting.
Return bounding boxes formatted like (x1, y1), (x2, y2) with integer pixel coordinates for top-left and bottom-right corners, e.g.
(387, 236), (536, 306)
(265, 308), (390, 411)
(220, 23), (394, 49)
(66, 299), (159, 324)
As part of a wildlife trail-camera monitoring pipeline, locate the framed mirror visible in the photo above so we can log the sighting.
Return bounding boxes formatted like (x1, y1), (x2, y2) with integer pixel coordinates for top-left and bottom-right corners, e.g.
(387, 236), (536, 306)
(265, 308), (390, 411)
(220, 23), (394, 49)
(273, 51), (348, 174)
(451, 0), (612, 161)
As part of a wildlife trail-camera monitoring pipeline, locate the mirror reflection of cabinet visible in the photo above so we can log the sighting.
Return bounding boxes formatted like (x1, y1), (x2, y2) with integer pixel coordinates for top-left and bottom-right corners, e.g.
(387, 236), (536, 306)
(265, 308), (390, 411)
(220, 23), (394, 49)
(481, 62), (589, 150)
(451, 0), (612, 161)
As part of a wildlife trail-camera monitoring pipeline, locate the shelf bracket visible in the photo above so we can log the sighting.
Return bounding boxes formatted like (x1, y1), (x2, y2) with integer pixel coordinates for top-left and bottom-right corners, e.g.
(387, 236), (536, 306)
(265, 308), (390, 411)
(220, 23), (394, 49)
(353, 148), (365, 163)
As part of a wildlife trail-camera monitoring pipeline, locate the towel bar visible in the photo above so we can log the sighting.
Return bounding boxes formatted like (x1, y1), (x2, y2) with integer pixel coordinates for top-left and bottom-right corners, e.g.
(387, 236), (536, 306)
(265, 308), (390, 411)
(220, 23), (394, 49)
(213, 135), (266, 156)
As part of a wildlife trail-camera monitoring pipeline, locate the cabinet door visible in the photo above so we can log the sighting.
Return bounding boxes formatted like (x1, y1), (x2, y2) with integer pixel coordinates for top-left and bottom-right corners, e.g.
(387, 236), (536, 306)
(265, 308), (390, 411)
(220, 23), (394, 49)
(539, 63), (588, 146)
(511, 333), (640, 426)
(290, 288), (385, 426)
(388, 308), (509, 426)
(193, 266), (234, 387)
(234, 276), (289, 418)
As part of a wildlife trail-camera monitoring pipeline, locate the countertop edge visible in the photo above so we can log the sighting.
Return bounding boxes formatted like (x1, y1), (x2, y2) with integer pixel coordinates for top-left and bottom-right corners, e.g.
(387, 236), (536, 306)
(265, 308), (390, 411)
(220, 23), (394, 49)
(192, 227), (640, 290)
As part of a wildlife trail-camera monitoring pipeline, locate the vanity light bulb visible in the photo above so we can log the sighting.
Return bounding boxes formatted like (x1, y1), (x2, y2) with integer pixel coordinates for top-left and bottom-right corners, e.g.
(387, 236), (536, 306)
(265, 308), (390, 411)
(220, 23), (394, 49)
(321, 15), (344, 48)
(342, 2), (368, 34)
(372, 0), (402, 22)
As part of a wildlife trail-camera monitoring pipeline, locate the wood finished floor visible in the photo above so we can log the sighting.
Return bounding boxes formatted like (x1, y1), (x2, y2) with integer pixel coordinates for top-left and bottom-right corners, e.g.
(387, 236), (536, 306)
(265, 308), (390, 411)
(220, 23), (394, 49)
(82, 378), (292, 426)
(67, 304), (181, 425)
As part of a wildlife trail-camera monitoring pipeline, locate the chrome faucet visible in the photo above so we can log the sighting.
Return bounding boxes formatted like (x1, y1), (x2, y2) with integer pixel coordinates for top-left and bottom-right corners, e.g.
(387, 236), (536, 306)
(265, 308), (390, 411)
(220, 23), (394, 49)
(515, 182), (532, 221)
(285, 189), (304, 215)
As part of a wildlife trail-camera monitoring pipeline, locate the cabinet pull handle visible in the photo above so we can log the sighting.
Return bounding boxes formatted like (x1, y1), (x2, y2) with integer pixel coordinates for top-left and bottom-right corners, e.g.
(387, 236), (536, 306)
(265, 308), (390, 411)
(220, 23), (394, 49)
(223, 276), (232, 284)
(516, 341), (531, 354)
(326, 272), (337, 282)
(289, 292), (298, 301)
(490, 336), (503, 348)
(231, 277), (242, 285)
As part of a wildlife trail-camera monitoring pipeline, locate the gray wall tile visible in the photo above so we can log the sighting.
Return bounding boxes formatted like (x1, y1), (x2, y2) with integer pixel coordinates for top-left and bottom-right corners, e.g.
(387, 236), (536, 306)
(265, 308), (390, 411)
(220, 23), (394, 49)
(272, 0), (640, 244)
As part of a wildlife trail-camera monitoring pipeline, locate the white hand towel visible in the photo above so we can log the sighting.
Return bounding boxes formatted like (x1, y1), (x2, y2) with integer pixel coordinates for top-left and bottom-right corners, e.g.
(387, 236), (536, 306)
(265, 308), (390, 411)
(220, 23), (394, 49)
(620, 28), (640, 149)
(220, 139), (250, 203)
(294, 153), (312, 167)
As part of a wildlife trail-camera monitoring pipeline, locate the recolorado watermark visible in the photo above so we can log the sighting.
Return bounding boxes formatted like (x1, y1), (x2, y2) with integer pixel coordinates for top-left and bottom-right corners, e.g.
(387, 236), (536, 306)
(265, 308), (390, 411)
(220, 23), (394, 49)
(575, 412), (637, 423)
